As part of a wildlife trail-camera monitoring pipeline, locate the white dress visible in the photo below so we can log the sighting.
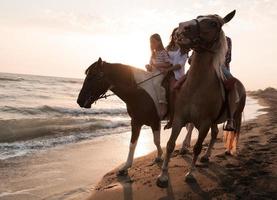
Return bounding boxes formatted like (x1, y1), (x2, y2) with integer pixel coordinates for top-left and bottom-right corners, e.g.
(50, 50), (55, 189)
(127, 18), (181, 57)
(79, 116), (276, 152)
(167, 48), (188, 80)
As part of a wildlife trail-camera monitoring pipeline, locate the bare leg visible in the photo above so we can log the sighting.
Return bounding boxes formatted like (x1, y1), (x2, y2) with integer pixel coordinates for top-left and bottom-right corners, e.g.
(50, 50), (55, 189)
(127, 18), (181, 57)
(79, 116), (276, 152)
(200, 124), (218, 162)
(185, 124), (210, 181)
(153, 129), (163, 162)
(156, 118), (184, 188)
(180, 123), (194, 154)
(117, 121), (142, 176)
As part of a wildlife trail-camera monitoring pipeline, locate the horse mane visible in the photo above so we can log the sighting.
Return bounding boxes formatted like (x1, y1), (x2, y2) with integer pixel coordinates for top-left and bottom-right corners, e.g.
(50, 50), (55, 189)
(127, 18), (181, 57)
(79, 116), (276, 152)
(103, 62), (144, 87)
(211, 26), (228, 81)
(84, 61), (145, 84)
(85, 62), (97, 75)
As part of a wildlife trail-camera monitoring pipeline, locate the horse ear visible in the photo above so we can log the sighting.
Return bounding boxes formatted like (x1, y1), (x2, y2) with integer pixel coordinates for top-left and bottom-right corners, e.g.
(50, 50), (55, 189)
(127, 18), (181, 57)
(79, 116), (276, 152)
(223, 10), (236, 24)
(97, 57), (102, 64)
(97, 57), (103, 67)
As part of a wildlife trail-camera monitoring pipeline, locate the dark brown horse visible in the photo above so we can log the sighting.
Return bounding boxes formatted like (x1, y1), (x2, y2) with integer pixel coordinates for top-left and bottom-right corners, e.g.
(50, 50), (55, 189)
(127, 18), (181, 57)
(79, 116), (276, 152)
(77, 58), (163, 175)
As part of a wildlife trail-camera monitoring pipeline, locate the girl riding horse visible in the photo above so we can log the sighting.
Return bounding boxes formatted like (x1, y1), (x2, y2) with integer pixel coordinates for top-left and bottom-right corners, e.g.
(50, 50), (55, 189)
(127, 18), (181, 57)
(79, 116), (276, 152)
(145, 33), (171, 119)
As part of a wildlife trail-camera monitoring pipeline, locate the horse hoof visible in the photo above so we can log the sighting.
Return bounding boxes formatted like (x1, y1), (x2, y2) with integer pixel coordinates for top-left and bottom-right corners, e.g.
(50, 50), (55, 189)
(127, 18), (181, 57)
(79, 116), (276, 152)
(225, 151), (231, 156)
(180, 148), (189, 155)
(185, 172), (195, 182)
(156, 177), (168, 188)
(200, 156), (209, 163)
(116, 169), (128, 176)
(154, 157), (163, 163)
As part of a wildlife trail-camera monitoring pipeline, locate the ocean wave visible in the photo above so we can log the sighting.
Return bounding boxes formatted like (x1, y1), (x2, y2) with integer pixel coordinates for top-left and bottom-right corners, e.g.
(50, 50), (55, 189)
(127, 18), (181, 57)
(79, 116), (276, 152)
(0, 117), (130, 143)
(1, 105), (127, 116)
(0, 117), (131, 160)
(0, 77), (24, 82)
(58, 79), (83, 84)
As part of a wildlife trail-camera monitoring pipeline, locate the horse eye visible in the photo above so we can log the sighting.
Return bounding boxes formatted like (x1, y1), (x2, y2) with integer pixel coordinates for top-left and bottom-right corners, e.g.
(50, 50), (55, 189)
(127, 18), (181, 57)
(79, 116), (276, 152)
(210, 21), (217, 27)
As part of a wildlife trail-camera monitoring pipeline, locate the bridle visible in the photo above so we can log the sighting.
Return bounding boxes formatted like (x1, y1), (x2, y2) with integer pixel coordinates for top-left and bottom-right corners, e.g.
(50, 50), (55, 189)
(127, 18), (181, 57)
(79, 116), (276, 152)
(188, 18), (222, 53)
(84, 61), (112, 106)
(84, 61), (167, 105)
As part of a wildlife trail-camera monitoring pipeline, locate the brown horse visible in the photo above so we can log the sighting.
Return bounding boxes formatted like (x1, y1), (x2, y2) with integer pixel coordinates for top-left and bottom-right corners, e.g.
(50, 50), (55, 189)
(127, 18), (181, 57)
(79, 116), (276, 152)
(77, 59), (166, 175)
(156, 10), (246, 187)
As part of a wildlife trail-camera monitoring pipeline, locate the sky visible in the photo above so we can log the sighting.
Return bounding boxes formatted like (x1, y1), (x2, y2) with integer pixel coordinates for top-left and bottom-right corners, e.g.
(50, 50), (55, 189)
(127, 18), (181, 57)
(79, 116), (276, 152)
(0, 0), (276, 90)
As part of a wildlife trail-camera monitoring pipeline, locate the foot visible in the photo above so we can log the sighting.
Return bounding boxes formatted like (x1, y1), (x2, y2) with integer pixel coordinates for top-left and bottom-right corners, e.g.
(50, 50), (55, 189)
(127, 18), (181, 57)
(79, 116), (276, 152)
(154, 157), (163, 163)
(185, 171), (195, 182)
(116, 169), (128, 176)
(223, 119), (235, 131)
(200, 156), (210, 163)
(225, 150), (232, 156)
(180, 147), (189, 155)
(156, 174), (169, 188)
(164, 121), (172, 130)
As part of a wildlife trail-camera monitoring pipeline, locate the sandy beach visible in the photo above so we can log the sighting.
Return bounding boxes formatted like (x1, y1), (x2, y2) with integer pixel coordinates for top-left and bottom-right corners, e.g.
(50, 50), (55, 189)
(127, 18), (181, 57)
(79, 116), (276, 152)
(89, 88), (277, 200)
(1, 1), (277, 200)
(0, 90), (265, 200)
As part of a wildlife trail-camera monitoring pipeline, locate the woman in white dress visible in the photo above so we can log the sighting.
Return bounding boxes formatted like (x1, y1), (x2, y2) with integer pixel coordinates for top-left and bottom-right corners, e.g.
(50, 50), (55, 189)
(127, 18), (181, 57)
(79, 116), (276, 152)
(164, 28), (190, 129)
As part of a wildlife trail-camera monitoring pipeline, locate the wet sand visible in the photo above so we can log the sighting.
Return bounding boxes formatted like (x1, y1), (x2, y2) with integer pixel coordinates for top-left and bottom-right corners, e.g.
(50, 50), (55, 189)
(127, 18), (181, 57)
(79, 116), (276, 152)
(0, 96), (268, 200)
(0, 125), (196, 200)
(89, 88), (277, 200)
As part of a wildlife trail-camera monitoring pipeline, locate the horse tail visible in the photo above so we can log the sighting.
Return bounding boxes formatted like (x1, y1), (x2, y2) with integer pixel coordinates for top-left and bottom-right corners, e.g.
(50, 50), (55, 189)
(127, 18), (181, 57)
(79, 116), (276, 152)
(234, 79), (246, 144)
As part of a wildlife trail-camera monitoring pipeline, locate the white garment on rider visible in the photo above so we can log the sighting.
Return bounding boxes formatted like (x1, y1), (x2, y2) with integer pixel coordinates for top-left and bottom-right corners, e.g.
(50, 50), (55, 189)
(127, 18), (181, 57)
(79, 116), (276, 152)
(150, 50), (170, 104)
(167, 48), (188, 80)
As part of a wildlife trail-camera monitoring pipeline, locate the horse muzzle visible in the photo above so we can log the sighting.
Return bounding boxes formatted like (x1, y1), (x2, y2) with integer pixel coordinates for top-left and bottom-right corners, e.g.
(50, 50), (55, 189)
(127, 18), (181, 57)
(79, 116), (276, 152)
(83, 95), (96, 108)
(77, 96), (93, 108)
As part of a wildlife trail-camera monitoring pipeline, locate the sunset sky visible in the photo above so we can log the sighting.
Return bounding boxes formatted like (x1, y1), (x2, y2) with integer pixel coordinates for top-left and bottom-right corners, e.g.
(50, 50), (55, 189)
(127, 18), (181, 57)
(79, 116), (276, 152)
(0, 0), (276, 90)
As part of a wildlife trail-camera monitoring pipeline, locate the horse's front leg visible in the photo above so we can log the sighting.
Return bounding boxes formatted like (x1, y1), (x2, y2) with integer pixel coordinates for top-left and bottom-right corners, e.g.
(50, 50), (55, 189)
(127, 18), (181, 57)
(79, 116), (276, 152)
(156, 118), (183, 188)
(185, 123), (210, 181)
(200, 124), (218, 163)
(152, 125), (163, 163)
(117, 120), (142, 176)
(180, 123), (194, 154)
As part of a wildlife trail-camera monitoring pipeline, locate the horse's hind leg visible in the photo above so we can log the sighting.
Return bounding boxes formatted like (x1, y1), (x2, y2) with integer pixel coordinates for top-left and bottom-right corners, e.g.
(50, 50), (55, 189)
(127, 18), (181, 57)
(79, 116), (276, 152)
(117, 120), (142, 176)
(152, 125), (163, 162)
(156, 118), (183, 188)
(227, 112), (242, 155)
(200, 124), (218, 163)
(185, 124), (210, 181)
(180, 123), (194, 154)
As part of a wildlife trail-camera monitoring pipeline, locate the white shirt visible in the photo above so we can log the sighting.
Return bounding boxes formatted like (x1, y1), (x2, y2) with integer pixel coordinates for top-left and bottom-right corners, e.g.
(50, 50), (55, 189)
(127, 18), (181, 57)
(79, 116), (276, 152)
(167, 48), (188, 80)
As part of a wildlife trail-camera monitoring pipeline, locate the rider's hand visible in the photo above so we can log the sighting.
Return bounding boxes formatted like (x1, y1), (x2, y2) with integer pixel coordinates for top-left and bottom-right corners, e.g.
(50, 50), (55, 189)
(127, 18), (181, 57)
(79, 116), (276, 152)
(145, 64), (152, 72)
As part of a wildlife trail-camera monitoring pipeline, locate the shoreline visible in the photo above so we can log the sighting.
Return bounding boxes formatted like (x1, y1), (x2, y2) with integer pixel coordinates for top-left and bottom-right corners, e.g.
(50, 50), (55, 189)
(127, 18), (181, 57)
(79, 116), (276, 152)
(88, 88), (277, 200)
(0, 94), (271, 200)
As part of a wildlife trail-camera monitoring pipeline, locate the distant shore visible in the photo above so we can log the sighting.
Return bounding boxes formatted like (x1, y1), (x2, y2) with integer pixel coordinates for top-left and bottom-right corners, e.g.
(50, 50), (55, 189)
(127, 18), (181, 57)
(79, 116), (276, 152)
(89, 87), (277, 200)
